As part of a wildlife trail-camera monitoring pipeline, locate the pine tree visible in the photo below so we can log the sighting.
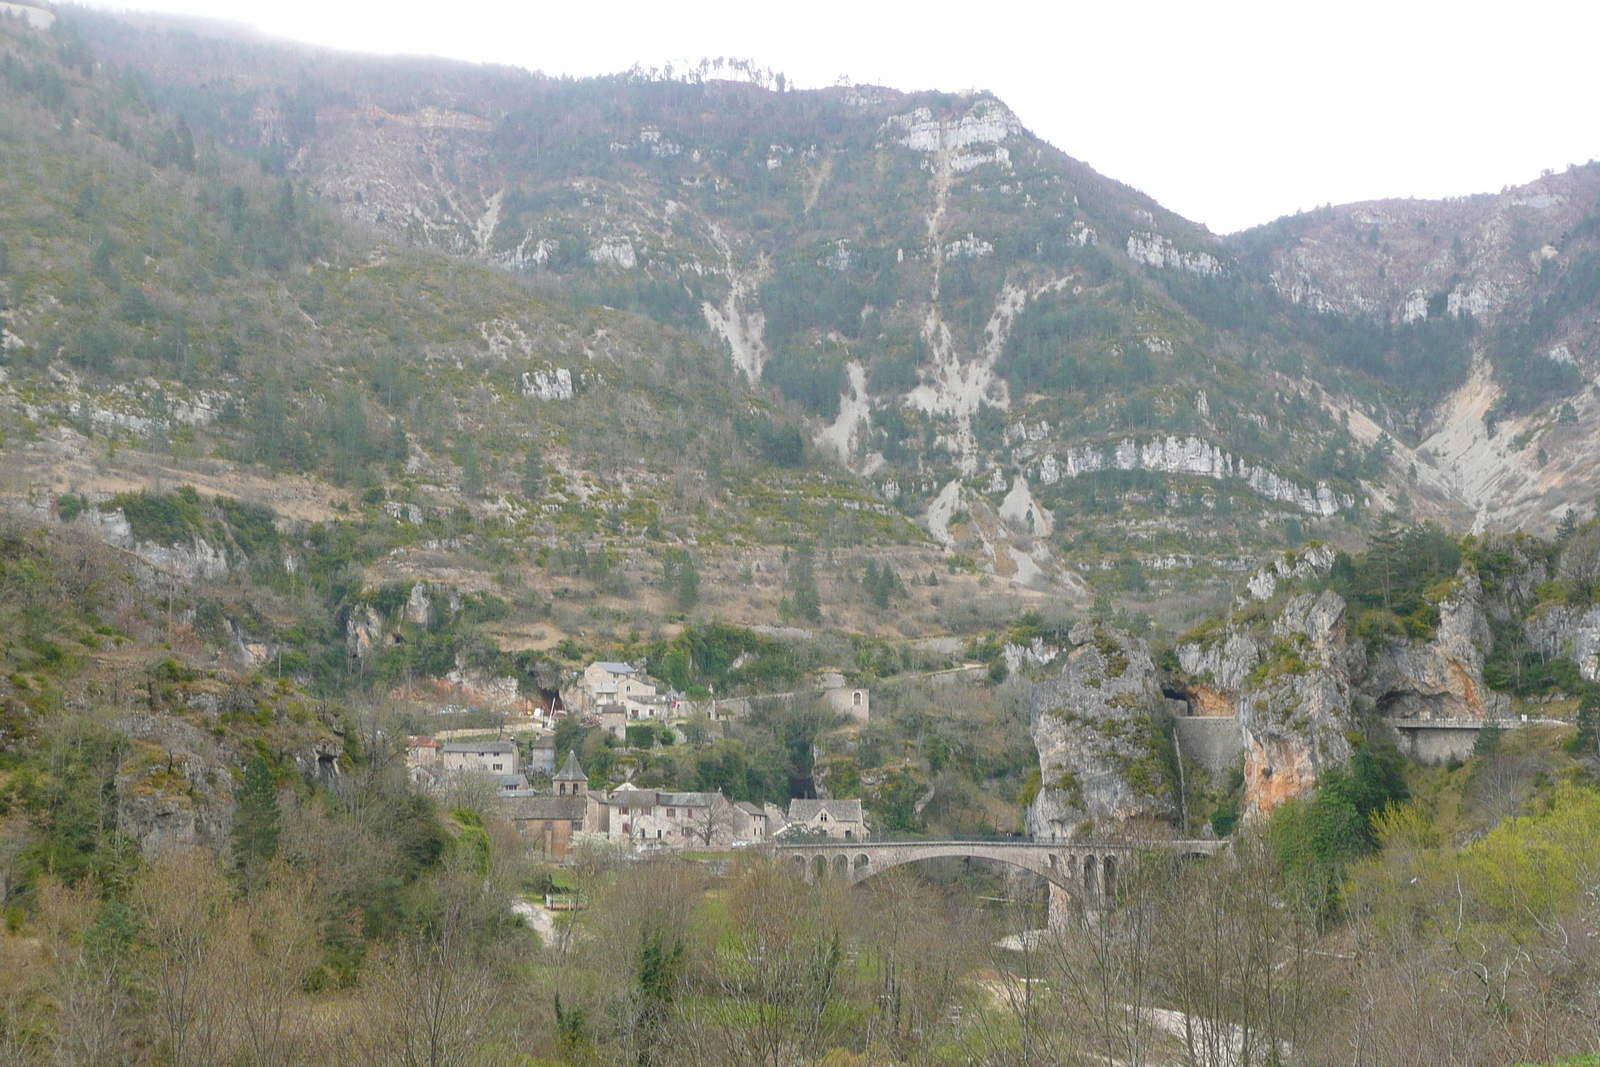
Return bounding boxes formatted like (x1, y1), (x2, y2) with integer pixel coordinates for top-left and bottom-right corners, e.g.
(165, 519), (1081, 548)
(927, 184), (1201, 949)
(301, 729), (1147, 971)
(872, 562), (901, 608)
(386, 418), (409, 472)
(521, 440), (546, 497)
(788, 542), (822, 623)
(460, 440), (484, 496)
(175, 114), (195, 172)
(233, 756), (280, 873)
(676, 552), (700, 611)
(1368, 514), (1403, 611)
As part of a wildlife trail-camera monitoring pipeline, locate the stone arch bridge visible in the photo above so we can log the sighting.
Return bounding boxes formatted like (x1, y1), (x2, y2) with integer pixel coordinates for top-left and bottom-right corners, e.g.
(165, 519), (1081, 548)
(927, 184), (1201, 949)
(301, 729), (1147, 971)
(774, 839), (1226, 904)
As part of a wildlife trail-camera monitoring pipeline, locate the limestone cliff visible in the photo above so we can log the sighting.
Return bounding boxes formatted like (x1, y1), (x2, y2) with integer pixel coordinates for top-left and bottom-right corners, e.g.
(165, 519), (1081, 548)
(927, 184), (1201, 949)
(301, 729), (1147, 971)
(1526, 603), (1600, 682)
(1236, 591), (1361, 818)
(1363, 572), (1509, 720)
(1171, 568), (1507, 819)
(1027, 621), (1176, 840)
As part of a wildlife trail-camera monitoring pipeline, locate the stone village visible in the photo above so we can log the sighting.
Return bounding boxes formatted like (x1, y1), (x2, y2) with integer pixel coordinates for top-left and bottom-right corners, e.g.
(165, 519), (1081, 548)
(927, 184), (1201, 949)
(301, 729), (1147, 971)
(404, 659), (871, 861)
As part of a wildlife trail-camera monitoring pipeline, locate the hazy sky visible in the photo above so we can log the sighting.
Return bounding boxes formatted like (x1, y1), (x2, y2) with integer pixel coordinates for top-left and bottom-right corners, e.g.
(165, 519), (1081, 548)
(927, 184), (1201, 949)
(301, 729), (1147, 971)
(80, 0), (1600, 234)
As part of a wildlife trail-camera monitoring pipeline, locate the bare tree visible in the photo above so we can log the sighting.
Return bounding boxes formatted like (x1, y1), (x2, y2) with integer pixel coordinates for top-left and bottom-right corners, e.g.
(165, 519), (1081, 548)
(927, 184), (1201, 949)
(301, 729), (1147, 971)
(36, 876), (129, 1067)
(131, 847), (231, 1067)
(678, 859), (854, 1067)
(690, 794), (736, 847)
(340, 926), (509, 1067)
(564, 859), (704, 1066)
(215, 868), (320, 1067)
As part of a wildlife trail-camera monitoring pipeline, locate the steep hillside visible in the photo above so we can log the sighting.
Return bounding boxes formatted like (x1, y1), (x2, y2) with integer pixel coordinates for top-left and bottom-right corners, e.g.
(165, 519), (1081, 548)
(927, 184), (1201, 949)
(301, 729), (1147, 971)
(69, 7), (1600, 574)
(1233, 168), (1600, 533)
(0, 5), (1596, 649)
(71, 8), (1415, 593)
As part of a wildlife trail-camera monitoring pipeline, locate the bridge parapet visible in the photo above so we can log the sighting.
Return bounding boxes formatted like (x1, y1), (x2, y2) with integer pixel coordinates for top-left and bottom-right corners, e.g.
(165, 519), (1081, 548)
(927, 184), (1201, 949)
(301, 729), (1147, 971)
(772, 839), (1225, 900)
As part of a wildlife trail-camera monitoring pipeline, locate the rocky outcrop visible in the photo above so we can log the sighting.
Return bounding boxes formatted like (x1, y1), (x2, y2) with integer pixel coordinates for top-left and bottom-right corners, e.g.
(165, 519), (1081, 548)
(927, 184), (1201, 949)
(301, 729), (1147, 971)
(1363, 572), (1508, 720)
(1526, 603), (1600, 681)
(115, 714), (237, 860)
(1027, 621), (1176, 840)
(346, 605), (386, 662)
(1039, 437), (1352, 517)
(75, 506), (234, 582)
(1002, 636), (1063, 678)
(1236, 591), (1361, 818)
(1168, 567), (1509, 820)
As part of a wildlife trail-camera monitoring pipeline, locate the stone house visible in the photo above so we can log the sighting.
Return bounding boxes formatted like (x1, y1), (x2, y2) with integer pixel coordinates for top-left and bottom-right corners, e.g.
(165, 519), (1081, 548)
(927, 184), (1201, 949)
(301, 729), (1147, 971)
(578, 661), (657, 712)
(441, 740), (519, 776)
(732, 801), (789, 843)
(598, 705), (628, 741)
(528, 734), (557, 776)
(602, 784), (743, 849)
(820, 672), (869, 723)
(784, 798), (868, 840)
(504, 752), (600, 860)
(405, 735), (440, 769)
(504, 794), (589, 860)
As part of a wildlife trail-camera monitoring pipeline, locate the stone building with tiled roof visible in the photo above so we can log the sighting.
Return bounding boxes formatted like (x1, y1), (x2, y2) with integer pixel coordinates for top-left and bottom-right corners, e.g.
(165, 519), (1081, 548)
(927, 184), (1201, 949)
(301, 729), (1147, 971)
(782, 798), (868, 840)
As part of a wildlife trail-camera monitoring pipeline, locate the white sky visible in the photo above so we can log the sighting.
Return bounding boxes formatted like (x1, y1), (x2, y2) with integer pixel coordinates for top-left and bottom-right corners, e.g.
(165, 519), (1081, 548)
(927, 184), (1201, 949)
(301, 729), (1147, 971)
(78, 0), (1600, 234)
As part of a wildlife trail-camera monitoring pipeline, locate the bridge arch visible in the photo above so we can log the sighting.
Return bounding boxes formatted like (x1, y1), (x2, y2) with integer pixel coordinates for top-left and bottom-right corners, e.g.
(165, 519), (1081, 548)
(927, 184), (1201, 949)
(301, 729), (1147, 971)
(846, 846), (1077, 894)
(775, 839), (1227, 921)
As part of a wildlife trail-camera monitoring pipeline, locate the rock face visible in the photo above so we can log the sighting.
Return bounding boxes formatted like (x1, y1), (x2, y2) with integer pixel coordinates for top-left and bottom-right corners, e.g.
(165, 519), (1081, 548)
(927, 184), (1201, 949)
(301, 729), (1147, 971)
(1526, 603), (1600, 681)
(1170, 567), (1505, 820)
(346, 606), (386, 663)
(1364, 573), (1510, 720)
(116, 714), (237, 860)
(1236, 591), (1362, 818)
(1027, 621), (1176, 840)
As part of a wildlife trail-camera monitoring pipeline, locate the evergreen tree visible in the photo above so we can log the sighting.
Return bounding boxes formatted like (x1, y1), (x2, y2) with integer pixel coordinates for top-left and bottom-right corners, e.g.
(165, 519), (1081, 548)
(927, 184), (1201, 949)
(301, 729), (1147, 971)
(632, 926), (685, 1067)
(871, 561), (901, 608)
(1367, 514), (1402, 611)
(175, 114), (195, 172)
(661, 549), (699, 611)
(330, 387), (371, 480)
(460, 440), (484, 496)
(676, 551), (699, 611)
(253, 380), (288, 468)
(233, 756), (280, 873)
(1571, 688), (1600, 759)
(784, 542), (822, 623)
(521, 440), (546, 497)
(386, 417), (409, 472)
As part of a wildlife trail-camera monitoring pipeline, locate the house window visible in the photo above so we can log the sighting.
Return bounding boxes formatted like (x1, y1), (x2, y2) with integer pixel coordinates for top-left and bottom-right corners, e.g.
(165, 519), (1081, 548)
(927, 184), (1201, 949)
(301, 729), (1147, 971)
(493, 763), (503, 771)
(544, 821), (553, 831)
(853, 692), (862, 706)
(668, 808), (676, 818)
(845, 829), (853, 840)
(570, 821), (582, 831)
(820, 812), (828, 821)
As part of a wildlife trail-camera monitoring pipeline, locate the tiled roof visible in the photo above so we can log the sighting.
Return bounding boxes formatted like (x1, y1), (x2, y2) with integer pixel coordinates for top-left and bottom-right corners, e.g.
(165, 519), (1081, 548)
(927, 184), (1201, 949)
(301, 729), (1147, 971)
(658, 792), (717, 808)
(787, 799), (864, 823)
(605, 790), (660, 807)
(553, 751), (587, 781)
(442, 740), (516, 753)
(505, 796), (588, 821)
